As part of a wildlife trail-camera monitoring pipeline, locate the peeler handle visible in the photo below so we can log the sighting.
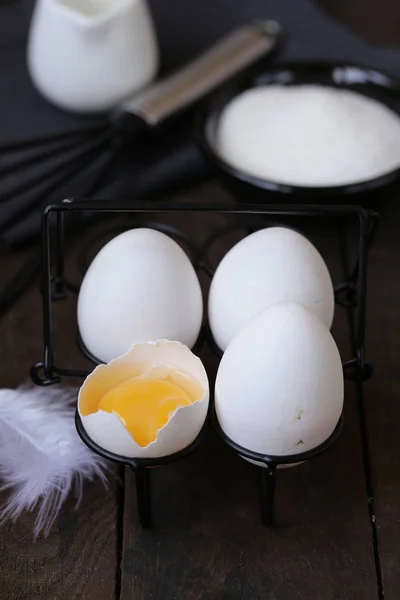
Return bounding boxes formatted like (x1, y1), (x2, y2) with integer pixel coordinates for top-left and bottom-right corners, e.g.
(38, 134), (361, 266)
(118, 20), (281, 129)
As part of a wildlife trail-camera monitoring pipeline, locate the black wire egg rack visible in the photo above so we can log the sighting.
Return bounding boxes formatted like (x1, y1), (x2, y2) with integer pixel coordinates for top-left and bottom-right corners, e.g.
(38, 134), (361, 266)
(31, 199), (378, 528)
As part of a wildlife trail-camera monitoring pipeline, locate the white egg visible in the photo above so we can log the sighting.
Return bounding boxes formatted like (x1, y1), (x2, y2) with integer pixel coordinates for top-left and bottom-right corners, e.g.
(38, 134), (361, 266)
(78, 340), (209, 459)
(214, 303), (343, 466)
(78, 228), (203, 363)
(209, 226), (335, 351)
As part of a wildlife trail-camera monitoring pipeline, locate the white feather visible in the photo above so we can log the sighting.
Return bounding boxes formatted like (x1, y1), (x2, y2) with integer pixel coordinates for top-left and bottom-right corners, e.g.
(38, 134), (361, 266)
(0, 385), (108, 537)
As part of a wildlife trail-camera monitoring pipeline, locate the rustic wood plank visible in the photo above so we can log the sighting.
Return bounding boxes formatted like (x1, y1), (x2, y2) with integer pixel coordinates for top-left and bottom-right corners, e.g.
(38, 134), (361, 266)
(120, 198), (377, 600)
(0, 248), (119, 600)
(361, 202), (400, 599)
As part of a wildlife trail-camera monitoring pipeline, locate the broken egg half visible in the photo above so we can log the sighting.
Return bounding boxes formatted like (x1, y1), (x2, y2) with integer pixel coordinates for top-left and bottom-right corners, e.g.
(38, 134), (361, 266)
(78, 340), (209, 459)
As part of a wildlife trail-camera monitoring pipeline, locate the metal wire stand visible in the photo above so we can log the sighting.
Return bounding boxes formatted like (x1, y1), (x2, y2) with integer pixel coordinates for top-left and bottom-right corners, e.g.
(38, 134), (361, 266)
(31, 199), (378, 526)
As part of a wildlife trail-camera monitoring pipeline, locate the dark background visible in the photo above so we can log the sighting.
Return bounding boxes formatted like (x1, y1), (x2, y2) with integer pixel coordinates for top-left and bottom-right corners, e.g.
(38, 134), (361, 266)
(1, 0), (400, 143)
(1, 0), (400, 250)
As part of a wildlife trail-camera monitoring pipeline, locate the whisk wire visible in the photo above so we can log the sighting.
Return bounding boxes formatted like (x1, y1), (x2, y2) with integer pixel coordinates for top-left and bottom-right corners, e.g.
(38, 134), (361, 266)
(0, 124), (107, 155)
(0, 134), (92, 179)
(0, 129), (113, 205)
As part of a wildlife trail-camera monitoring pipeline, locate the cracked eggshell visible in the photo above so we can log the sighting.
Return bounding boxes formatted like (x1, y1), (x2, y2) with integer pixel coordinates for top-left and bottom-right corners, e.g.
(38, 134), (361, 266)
(214, 303), (343, 467)
(77, 228), (203, 363)
(208, 226), (335, 352)
(78, 340), (209, 459)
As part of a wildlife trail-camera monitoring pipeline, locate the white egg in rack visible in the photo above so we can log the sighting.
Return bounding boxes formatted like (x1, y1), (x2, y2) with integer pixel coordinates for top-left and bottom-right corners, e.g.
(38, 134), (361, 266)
(31, 198), (378, 528)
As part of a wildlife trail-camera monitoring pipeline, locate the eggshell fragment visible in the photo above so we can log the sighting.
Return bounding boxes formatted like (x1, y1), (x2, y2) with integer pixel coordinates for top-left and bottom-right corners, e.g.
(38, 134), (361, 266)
(78, 340), (209, 459)
(214, 303), (343, 467)
(209, 226), (335, 352)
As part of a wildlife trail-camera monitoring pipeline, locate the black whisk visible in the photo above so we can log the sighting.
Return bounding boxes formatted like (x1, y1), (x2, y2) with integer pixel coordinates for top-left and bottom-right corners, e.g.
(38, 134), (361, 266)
(0, 20), (281, 313)
(0, 123), (114, 232)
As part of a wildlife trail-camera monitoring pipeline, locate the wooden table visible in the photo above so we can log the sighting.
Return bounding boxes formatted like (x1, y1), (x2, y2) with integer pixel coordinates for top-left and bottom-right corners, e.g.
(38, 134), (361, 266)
(0, 180), (399, 600)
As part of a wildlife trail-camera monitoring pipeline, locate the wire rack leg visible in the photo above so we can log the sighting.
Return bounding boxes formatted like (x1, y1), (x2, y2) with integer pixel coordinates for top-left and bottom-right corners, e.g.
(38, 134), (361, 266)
(53, 212), (67, 300)
(133, 467), (152, 528)
(260, 466), (276, 527)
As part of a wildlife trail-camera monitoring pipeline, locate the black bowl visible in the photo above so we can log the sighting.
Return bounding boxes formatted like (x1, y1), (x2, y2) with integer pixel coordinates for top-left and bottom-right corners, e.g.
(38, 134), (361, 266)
(195, 62), (400, 208)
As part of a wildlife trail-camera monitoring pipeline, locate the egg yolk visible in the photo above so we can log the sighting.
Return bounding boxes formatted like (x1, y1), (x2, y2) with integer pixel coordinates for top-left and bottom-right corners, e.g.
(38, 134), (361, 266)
(96, 369), (202, 447)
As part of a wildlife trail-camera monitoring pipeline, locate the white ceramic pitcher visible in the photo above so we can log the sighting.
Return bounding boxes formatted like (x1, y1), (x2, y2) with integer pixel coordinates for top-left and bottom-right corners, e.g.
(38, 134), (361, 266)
(27, 0), (159, 113)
